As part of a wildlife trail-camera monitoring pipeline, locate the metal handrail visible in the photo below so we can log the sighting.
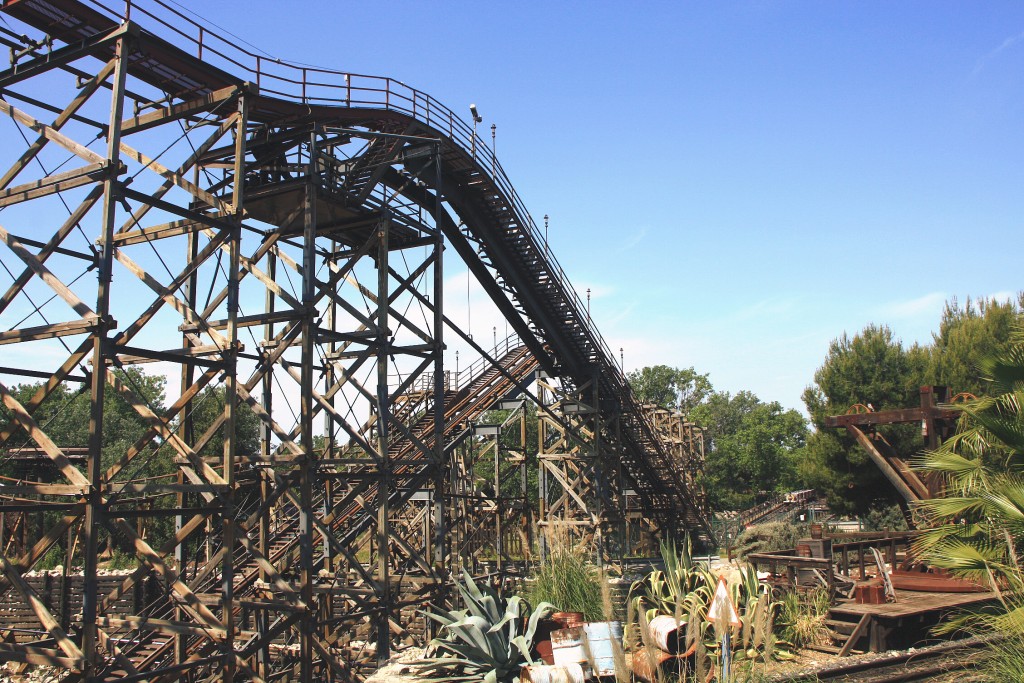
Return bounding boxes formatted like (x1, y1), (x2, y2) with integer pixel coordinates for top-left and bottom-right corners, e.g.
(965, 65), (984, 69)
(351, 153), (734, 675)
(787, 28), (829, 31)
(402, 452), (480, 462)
(75, 0), (629, 392)
(56, 0), (696, 522)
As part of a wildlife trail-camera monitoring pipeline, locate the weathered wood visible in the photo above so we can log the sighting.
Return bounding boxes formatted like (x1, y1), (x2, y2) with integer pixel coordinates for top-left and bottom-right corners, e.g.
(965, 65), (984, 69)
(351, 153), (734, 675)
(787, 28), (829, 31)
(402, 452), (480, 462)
(120, 84), (241, 134)
(0, 162), (107, 209)
(0, 555), (85, 663)
(0, 317), (100, 345)
(0, 98), (105, 164)
(0, 224), (96, 317)
(846, 425), (922, 503)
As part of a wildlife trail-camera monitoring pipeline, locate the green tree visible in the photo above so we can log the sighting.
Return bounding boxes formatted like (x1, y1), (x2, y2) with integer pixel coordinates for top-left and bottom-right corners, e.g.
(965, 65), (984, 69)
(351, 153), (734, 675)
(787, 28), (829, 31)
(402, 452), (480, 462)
(187, 385), (261, 458)
(801, 325), (929, 516)
(627, 365), (713, 414)
(691, 390), (807, 510)
(927, 294), (1024, 397)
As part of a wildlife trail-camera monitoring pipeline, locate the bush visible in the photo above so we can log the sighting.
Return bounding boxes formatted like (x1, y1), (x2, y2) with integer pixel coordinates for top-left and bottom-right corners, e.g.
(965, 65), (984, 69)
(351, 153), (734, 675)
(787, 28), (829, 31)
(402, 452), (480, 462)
(861, 503), (909, 532)
(777, 587), (831, 648)
(733, 522), (803, 561)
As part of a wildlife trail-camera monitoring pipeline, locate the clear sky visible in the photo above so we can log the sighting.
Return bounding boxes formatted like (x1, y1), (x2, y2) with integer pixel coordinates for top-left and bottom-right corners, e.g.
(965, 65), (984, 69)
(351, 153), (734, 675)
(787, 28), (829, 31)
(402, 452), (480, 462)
(192, 1), (1022, 412)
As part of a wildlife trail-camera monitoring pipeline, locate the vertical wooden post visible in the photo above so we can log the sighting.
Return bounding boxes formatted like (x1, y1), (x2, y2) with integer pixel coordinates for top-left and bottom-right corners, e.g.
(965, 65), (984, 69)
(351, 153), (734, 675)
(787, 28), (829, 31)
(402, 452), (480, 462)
(375, 212), (391, 666)
(81, 34), (128, 678)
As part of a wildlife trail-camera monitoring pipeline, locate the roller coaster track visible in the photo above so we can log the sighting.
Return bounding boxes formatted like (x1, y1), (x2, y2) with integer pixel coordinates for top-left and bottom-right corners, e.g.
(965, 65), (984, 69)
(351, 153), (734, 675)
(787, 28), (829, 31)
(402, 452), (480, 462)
(0, 0), (707, 535)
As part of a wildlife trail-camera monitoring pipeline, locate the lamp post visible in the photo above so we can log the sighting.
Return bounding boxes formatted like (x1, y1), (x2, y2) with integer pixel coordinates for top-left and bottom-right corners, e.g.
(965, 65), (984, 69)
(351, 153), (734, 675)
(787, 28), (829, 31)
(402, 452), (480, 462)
(490, 123), (496, 176)
(469, 104), (482, 159)
(586, 288), (591, 316)
(544, 214), (549, 253)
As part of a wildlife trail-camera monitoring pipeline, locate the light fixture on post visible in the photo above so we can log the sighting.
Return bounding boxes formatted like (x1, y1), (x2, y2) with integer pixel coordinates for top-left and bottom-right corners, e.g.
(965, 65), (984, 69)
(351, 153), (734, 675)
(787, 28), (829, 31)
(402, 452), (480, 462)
(490, 123), (496, 176)
(469, 104), (482, 159)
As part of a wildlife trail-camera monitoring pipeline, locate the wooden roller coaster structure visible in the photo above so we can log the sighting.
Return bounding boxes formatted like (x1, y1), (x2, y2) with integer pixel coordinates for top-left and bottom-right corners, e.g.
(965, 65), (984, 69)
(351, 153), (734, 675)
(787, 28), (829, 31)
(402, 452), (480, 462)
(0, 1), (710, 680)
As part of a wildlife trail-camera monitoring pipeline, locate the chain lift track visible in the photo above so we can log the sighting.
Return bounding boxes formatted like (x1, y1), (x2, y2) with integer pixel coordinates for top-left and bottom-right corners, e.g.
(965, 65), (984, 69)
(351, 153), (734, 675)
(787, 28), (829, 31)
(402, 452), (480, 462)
(0, 0), (710, 680)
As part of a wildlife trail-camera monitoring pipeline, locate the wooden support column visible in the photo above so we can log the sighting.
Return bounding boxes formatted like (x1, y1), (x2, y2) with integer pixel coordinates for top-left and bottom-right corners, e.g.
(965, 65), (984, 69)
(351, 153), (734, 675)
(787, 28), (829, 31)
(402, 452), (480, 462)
(219, 87), (247, 683)
(81, 34), (128, 678)
(375, 211), (392, 666)
(298, 130), (318, 683)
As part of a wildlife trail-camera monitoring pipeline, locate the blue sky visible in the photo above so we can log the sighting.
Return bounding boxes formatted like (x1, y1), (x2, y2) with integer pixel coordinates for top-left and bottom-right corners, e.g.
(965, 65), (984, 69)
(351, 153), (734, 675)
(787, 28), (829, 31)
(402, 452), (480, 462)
(195, 1), (1022, 412)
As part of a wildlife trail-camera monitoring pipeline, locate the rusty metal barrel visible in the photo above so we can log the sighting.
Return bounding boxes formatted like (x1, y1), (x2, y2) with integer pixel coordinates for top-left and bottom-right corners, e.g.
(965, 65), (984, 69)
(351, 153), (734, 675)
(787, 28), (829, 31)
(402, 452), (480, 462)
(630, 647), (673, 683)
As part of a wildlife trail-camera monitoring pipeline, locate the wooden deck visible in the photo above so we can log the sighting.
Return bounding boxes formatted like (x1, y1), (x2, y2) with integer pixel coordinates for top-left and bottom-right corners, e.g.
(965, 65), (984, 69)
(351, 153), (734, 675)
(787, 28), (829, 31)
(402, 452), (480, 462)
(831, 589), (996, 619)
(829, 589), (998, 653)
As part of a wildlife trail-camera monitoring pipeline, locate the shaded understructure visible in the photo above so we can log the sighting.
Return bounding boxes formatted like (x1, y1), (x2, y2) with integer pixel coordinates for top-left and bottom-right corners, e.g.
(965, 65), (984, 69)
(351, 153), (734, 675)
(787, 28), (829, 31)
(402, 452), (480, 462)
(0, 1), (709, 680)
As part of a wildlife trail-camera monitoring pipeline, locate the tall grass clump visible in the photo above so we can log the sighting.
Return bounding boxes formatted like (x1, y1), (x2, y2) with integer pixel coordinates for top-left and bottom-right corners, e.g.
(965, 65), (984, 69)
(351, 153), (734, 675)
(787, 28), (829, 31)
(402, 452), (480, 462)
(777, 587), (831, 649)
(527, 543), (606, 621)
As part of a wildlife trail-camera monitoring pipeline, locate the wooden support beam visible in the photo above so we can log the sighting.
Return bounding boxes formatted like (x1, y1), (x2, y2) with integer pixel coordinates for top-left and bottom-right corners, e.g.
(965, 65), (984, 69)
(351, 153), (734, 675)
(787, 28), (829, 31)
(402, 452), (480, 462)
(120, 84), (242, 134)
(0, 316), (101, 345)
(846, 425), (922, 504)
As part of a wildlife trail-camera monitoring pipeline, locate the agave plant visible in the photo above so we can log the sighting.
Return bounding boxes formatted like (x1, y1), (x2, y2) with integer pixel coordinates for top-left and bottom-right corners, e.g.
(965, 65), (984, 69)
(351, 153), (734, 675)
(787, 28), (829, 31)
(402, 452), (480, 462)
(416, 569), (555, 683)
(627, 538), (792, 676)
(628, 538), (716, 624)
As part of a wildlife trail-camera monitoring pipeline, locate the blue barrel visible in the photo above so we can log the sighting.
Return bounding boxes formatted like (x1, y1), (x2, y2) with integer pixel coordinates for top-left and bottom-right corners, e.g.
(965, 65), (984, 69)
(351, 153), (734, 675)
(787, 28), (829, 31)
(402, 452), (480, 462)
(583, 620), (624, 677)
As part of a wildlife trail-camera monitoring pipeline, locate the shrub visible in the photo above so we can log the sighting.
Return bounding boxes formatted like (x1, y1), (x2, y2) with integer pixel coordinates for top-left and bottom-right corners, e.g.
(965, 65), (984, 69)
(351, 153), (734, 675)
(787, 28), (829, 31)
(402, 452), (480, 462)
(777, 587), (832, 648)
(733, 522), (803, 561)
(526, 544), (606, 621)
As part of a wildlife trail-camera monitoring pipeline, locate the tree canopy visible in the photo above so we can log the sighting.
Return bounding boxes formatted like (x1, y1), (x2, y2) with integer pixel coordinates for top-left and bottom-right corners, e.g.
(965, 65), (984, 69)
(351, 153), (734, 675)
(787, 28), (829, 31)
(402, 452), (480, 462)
(627, 365), (712, 414)
(691, 390), (807, 510)
(801, 296), (1024, 516)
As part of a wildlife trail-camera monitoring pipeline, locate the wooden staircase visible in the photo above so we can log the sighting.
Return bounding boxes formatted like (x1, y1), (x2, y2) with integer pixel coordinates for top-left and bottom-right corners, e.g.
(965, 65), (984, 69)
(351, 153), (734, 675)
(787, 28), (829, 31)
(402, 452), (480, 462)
(809, 612), (871, 657)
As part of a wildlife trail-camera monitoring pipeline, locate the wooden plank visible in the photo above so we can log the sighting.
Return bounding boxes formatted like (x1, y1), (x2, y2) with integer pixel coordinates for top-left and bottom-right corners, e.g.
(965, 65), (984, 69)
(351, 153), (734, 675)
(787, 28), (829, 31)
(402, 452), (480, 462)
(838, 614), (870, 656)
(110, 212), (231, 246)
(0, 162), (106, 209)
(846, 425), (921, 503)
(0, 99), (105, 164)
(0, 642), (83, 668)
(120, 85), (241, 134)
(118, 141), (234, 215)
(0, 555), (84, 662)
(97, 615), (226, 638)
(0, 224), (95, 317)
(0, 382), (89, 486)
(0, 317), (99, 346)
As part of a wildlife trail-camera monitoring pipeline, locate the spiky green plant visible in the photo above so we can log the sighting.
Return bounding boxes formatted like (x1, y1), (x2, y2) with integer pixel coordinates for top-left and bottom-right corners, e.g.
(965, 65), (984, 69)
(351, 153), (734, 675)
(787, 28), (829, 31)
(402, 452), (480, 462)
(777, 587), (831, 649)
(627, 539), (791, 680)
(416, 569), (554, 683)
(912, 325), (1024, 680)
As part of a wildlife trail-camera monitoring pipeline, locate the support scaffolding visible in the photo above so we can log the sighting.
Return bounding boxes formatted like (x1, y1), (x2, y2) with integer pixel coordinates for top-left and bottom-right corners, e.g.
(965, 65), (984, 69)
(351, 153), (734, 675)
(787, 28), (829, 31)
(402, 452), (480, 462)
(0, 2), (711, 680)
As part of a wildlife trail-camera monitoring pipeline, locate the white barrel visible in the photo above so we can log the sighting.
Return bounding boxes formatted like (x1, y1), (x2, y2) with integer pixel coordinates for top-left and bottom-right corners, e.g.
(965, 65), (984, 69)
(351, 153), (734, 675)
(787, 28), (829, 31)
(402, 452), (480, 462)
(551, 626), (588, 673)
(648, 614), (684, 653)
(520, 662), (586, 683)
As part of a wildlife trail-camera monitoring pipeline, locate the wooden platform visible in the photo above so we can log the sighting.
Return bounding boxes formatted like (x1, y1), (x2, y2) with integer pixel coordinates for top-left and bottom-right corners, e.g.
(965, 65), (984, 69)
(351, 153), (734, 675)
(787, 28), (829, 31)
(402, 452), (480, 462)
(828, 588), (997, 653)
(831, 589), (996, 619)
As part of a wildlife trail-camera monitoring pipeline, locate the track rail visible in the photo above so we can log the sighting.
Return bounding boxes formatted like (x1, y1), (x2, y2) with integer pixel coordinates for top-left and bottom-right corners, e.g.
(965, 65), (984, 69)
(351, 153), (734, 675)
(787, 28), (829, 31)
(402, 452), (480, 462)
(782, 637), (990, 683)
